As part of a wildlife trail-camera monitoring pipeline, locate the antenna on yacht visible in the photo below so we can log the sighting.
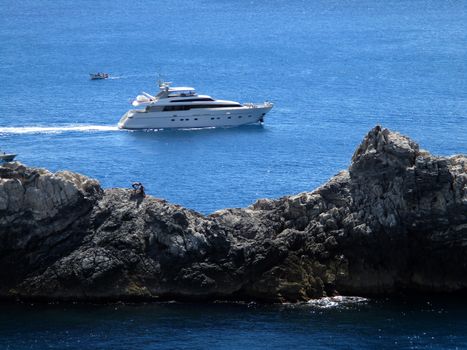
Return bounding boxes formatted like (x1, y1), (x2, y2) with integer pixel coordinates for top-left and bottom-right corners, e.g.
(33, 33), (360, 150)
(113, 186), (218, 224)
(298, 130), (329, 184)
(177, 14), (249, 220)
(156, 72), (171, 91)
(158, 80), (172, 91)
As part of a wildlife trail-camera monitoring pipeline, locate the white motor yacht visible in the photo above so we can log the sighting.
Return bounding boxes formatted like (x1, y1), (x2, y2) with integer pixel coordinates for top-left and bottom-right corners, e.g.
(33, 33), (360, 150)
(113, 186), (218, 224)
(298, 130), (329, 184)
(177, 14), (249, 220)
(118, 82), (273, 130)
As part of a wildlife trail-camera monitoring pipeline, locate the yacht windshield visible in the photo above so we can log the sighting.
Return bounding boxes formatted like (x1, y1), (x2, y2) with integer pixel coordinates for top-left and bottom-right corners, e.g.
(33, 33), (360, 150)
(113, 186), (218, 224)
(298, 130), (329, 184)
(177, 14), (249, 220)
(168, 90), (196, 98)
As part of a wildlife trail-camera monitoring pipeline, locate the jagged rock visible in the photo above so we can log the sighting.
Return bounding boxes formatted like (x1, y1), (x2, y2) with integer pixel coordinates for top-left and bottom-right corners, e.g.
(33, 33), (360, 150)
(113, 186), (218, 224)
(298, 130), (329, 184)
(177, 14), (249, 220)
(0, 126), (466, 302)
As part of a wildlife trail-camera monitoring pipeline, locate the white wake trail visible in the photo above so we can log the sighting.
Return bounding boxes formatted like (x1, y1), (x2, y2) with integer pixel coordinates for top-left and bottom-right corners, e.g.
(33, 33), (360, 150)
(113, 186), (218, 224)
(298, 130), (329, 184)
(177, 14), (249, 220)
(0, 125), (119, 134)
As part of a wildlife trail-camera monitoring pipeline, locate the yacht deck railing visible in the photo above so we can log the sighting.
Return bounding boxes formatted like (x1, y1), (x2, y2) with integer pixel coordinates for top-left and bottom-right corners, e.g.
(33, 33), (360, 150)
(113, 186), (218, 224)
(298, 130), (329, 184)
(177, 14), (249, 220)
(243, 101), (273, 108)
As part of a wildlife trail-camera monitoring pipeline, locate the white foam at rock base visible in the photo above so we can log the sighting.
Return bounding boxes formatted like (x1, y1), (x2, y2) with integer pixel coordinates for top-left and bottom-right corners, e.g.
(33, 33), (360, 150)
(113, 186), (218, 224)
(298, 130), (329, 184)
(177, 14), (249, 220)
(307, 296), (368, 308)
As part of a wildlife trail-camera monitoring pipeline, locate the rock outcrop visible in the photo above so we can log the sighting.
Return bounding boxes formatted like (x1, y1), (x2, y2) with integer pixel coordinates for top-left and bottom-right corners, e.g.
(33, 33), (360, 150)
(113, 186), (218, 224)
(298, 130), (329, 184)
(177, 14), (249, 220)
(0, 126), (466, 302)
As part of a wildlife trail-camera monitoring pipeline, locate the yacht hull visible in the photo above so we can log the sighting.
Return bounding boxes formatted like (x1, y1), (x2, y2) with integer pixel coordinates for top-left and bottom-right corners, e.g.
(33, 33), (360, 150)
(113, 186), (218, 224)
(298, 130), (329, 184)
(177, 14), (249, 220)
(118, 106), (272, 130)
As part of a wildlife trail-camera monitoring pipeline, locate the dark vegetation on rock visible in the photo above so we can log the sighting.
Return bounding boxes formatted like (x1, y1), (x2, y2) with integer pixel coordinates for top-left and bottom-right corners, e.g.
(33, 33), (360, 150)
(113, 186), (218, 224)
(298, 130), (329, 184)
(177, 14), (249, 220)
(0, 126), (466, 302)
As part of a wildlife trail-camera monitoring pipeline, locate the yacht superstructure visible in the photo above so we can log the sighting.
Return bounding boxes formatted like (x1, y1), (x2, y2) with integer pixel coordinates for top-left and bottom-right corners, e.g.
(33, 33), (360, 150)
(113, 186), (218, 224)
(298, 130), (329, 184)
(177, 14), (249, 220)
(118, 82), (273, 130)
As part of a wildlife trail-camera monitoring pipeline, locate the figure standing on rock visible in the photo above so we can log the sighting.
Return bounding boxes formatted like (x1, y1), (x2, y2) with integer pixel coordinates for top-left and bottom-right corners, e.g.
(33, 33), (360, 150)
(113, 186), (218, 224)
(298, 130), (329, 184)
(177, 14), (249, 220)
(132, 182), (145, 197)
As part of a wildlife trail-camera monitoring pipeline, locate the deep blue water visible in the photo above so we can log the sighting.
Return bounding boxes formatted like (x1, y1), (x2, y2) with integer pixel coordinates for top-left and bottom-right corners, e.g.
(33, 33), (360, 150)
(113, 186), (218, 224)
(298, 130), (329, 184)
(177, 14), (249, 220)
(1, 298), (467, 350)
(1, 0), (466, 348)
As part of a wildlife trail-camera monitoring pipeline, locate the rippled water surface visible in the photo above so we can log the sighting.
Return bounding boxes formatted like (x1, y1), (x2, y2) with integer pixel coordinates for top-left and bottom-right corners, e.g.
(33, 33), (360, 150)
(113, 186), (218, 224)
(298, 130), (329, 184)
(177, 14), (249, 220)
(1, 0), (466, 213)
(1, 0), (466, 348)
(1, 298), (467, 350)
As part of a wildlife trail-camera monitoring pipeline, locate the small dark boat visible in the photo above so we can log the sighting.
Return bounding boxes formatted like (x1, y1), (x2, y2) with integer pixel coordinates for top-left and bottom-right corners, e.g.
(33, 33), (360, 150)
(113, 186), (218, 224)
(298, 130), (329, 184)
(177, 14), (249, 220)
(0, 153), (16, 162)
(90, 72), (110, 80)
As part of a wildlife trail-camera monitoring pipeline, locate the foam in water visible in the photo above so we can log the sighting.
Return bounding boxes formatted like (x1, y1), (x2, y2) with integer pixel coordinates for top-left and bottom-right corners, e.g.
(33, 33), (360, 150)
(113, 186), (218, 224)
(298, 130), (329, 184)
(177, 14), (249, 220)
(307, 296), (368, 309)
(0, 125), (119, 134)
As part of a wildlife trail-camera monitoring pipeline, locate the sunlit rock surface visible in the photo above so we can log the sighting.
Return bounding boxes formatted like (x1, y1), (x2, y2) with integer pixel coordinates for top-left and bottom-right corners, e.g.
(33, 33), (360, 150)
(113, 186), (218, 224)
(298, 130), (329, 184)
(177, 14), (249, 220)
(0, 126), (466, 302)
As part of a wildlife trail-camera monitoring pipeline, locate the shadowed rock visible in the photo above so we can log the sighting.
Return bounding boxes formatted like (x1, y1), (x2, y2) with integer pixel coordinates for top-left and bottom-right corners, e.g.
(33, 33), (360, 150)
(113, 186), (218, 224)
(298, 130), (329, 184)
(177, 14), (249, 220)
(0, 126), (466, 302)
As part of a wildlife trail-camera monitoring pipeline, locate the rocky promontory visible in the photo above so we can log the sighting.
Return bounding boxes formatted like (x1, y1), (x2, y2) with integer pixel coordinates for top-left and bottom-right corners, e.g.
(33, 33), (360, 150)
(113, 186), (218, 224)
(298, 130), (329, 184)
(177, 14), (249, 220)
(0, 126), (466, 302)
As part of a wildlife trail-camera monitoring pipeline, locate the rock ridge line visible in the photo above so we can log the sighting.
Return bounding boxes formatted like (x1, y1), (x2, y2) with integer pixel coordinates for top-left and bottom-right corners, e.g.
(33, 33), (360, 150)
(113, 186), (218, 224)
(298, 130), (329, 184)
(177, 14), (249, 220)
(0, 126), (466, 302)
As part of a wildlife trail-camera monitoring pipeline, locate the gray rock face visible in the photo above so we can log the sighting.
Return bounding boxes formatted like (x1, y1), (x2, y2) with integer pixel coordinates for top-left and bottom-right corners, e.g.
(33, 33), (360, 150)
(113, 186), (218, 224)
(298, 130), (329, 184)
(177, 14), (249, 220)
(0, 126), (466, 302)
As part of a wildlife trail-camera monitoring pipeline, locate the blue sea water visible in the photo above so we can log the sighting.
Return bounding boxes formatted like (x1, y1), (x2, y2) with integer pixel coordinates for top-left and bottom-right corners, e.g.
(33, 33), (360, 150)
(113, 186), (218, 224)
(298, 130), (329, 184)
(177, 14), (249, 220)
(1, 298), (467, 350)
(0, 0), (466, 348)
(1, 0), (466, 213)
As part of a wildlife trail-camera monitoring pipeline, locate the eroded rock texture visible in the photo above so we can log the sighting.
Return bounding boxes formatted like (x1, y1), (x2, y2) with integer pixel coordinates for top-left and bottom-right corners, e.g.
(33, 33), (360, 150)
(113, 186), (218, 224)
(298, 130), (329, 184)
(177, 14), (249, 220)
(0, 126), (466, 302)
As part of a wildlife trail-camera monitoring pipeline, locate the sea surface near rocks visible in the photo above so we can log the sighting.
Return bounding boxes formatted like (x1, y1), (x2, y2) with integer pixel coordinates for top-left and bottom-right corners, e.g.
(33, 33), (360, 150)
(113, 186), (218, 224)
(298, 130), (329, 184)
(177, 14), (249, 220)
(1, 0), (466, 348)
(1, 297), (467, 349)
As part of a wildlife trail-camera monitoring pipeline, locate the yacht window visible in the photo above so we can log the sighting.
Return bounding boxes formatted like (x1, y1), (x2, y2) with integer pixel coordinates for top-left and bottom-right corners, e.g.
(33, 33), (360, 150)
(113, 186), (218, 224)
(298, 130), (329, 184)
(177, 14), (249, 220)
(191, 104), (241, 109)
(163, 104), (241, 112)
(168, 92), (196, 98)
(163, 105), (190, 111)
(146, 106), (163, 112)
(194, 118), (198, 120)
(171, 98), (214, 103)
